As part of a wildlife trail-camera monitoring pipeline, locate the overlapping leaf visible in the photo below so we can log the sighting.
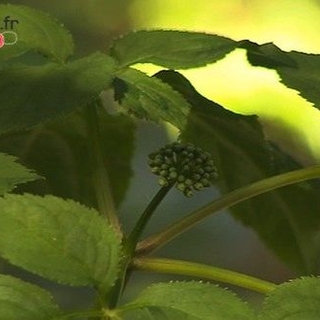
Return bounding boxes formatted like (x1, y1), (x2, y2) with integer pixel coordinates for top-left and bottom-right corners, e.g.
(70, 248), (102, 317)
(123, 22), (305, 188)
(0, 4), (74, 63)
(120, 281), (255, 319)
(155, 70), (320, 273)
(0, 108), (135, 208)
(241, 40), (320, 111)
(0, 194), (122, 291)
(0, 52), (116, 134)
(0, 152), (40, 195)
(0, 275), (62, 320)
(114, 67), (190, 129)
(261, 277), (320, 319)
(110, 30), (237, 69)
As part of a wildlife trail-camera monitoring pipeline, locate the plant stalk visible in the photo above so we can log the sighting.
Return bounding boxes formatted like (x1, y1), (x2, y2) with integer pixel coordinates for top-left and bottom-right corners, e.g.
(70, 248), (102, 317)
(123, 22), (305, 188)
(85, 100), (121, 234)
(126, 184), (173, 254)
(137, 164), (320, 255)
(107, 184), (173, 310)
(132, 257), (277, 294)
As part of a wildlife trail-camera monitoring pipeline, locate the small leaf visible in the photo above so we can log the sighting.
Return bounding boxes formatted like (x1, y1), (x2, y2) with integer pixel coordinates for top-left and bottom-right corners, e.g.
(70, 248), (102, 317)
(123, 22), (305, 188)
(0, 194), (121, 290)
(110, 30), (237, 69)
(0, 4), (74, 62)
(261, 277), (320, 319)
(0, 52), (116, 134)
(120, 281), (255, 319)
(0, 152), (40, 195)
(0, 274), (62, 319)
(114, 67), (190, 128)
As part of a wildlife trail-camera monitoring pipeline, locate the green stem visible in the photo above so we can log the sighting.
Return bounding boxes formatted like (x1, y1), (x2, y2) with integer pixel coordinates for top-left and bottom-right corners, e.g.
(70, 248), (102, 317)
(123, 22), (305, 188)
(126, 184), (173, 254)
(106, 185), (173, 310)
(137, 164), (320, 255)
(132, 257), (277, 294)
(85, 100), (121, 234)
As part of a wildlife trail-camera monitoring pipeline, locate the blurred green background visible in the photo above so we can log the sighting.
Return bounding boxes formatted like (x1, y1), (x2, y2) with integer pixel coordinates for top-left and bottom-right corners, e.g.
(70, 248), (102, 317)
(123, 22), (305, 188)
(3, 0), (320, 311)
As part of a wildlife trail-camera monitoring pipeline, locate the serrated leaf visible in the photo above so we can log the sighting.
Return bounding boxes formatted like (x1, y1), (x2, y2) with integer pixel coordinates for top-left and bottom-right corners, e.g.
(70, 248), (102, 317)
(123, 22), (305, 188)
(0, 4), (74, 62)
(275, 51), (320, 109)
(239, 40), (297, 69)
(0, 52), (116, 134)
(0, 194), (121, 290)
(120, 281), (255, 320)
(156, 70), (320, 273)
(110, 30), (237, 69)
(0, 152), (40, 195)
(242, 40), (320, 111)
(0, 274), (62, 319)
(114, 67), (190, 128)
(261, 277), (320, 319)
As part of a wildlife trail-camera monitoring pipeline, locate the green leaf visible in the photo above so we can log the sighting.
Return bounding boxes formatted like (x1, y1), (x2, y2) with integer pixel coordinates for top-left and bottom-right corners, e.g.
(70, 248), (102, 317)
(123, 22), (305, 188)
(110, 30), (237, 69)
(156, 70), (320, 273)
(96, 107), (136, 207)
(114, 67), (190, 128)
(122, 308), (197, 320)
(155, 69), (270, 182)
(0, 194), (121, 291)
(261, 277), (320, 319)
(241, 40), (320, 110)
(0, 4), (74, 62)
(0, 152), (40, 195)
(274, 51), (320, 109)
(0, 52), (116, 134)
(0, 106), (135, 208)
(239, 40), (297, 69)
(0, 274), (62, 319)
(121, 309), (155, 320)
(119, 281), (255, 319)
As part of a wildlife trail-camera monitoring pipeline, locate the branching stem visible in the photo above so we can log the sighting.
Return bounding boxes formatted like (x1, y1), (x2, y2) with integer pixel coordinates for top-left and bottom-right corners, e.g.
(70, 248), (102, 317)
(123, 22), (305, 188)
(126, 184), (173, 254)
(107, 184), (173, 309)
(137, 165), (320, 255)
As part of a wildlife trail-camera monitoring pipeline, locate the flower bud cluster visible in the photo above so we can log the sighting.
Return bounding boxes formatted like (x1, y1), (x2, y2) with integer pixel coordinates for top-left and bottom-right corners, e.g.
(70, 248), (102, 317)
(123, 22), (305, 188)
(148, 142), (218, 197)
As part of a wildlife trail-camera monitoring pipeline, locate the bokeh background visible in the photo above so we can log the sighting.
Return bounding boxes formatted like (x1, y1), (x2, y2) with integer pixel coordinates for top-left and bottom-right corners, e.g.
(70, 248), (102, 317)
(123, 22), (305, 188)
(3, 0), (320, 312)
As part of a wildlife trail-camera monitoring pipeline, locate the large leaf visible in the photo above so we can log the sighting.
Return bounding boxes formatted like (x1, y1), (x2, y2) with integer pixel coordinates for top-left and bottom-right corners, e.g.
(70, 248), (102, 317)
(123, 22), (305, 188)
(119, 281), (255, 320)
(0, 4), (74, 63)
(261, 277), (320, 319)
(0, 275), (62, 320)
(0, 107), (135, 208)
(0, 194), (121, 291)
(114, 67), (190, 128)
(0, 52), (116, 134)
(110, 30), (237, 69)
(0, 152), (40, 195)
(241, 40), (320, 110)
(155, 70), (320, 273)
